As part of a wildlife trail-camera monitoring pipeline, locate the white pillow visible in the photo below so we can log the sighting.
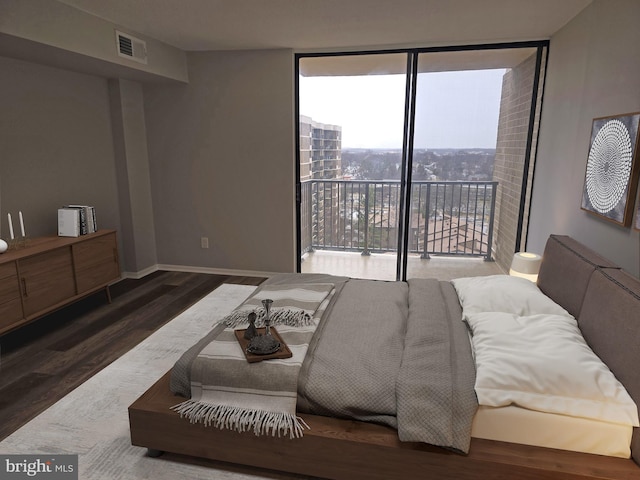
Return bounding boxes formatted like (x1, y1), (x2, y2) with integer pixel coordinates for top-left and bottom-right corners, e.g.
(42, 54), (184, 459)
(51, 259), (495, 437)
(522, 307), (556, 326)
(452, 274), (569, 318)
(468, 311), (639, 427)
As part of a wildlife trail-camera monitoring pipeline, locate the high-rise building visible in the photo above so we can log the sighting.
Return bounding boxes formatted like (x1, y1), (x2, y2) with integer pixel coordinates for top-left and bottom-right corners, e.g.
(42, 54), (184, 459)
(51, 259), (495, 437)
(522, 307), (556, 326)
(299, 115), (343, 253)
(299, 115), (342, 180)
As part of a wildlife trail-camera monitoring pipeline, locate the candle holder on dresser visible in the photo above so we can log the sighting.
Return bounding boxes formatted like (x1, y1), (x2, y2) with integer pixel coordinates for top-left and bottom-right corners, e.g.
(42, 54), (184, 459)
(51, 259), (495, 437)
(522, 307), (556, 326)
(5, 211), (29, 250)
(7, 236), (30, 251)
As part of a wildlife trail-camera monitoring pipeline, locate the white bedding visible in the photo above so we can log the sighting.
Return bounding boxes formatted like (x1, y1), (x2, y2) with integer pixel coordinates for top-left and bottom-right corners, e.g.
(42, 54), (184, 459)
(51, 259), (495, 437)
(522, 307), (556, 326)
(452, 274), (570, 318)
(471, 404), (633, 458)
(452, 275), (639, 429)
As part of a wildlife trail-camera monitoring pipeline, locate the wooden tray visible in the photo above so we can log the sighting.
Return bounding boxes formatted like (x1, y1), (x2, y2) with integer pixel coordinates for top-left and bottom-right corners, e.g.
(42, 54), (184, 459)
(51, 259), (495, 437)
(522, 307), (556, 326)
(234, 327), (292, 363)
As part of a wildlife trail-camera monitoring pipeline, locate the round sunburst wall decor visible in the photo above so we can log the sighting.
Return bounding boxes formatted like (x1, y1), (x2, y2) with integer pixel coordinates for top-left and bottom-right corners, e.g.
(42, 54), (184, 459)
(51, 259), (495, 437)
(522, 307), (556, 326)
(581, 113), (640, 226)
(585, 119), (632, 214)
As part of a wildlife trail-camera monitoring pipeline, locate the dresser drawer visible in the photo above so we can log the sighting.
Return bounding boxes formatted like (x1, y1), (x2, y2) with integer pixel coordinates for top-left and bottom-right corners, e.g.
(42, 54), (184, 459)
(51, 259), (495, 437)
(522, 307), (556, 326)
(0, 298), (23, 332)
(73, 232), (120, 294)
(19, 247), (76, 317)
(0, 262), (20, 304)
(0, 261), (17, 280)
(0, 262), (24, 332)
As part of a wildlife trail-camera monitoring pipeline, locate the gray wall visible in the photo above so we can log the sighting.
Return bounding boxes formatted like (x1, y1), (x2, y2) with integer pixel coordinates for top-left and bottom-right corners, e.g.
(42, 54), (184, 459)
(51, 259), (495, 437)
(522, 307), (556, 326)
(0, 0), (183, 275)
(109, 78), (158, 275)
(0, 47), (296, 277)
(143, 49), (296, 274)
(0, 55), (121, 244)
(0, 0), (188, 83)
(529, 0), (640, 277)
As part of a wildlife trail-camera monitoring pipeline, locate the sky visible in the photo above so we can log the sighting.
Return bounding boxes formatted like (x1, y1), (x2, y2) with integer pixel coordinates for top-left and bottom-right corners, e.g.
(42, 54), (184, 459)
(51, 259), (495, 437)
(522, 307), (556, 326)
(299, 69), (506, 149)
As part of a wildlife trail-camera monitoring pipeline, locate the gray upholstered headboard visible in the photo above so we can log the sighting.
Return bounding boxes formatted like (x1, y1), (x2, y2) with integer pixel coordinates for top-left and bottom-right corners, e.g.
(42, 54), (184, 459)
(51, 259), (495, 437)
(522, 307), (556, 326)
(537, 235), (618, 318)
(537, 234), (640, 465)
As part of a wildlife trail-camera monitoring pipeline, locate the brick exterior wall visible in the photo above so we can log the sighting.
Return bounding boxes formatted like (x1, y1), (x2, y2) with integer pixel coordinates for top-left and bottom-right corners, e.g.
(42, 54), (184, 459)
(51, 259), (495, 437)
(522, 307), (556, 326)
(492, 51), (545, 271)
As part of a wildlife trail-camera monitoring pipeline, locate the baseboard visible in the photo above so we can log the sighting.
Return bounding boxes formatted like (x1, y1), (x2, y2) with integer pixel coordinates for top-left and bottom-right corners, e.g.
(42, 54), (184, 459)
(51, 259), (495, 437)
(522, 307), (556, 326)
(121, 263), (280, 280)
(121, 264), (161, 280)
(157, 263), (278, 278)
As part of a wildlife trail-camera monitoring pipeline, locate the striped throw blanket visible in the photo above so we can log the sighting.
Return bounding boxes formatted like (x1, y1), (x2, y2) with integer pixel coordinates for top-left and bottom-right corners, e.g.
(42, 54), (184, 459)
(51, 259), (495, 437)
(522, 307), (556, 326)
(171, 283), (335, 438)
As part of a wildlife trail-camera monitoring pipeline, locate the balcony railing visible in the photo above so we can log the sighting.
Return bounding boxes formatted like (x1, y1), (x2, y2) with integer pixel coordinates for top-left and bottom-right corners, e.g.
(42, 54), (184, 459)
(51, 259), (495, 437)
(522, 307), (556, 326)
(301, 180), (498, 260)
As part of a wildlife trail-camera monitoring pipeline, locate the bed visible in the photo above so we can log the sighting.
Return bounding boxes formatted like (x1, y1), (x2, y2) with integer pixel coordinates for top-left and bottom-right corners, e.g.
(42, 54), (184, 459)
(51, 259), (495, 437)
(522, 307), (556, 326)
(129, 235), (640, 479)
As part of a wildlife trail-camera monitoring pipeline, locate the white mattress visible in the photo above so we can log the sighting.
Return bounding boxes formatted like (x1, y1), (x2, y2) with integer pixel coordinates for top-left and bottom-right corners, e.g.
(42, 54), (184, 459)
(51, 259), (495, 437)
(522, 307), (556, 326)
(471, 404), (633, 458)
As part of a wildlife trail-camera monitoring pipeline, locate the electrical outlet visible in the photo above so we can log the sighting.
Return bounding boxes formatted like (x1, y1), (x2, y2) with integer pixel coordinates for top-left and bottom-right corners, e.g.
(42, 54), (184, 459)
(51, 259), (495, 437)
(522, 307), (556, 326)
(201, 237), (209, 249)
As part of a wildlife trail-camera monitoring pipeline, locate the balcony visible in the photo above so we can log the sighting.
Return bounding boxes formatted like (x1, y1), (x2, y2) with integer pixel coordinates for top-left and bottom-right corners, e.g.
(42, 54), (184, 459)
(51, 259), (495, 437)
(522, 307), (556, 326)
(301, 250), (504, 281)
(300, 179), (502, 280)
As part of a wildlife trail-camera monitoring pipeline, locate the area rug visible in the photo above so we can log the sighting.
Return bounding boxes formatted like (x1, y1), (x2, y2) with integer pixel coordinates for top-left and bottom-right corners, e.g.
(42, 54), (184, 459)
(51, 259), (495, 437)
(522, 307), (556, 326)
(0, 284), (302, 479)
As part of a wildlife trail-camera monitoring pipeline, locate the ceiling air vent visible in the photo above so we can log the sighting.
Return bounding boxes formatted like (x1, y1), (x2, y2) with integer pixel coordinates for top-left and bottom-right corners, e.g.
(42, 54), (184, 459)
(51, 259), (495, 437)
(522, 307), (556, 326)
(116, 30), (148, 64)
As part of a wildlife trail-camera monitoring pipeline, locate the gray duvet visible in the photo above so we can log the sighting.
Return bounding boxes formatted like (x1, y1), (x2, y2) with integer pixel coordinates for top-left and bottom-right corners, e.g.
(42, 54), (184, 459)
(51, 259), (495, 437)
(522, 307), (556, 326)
(170, 274), (478, 454)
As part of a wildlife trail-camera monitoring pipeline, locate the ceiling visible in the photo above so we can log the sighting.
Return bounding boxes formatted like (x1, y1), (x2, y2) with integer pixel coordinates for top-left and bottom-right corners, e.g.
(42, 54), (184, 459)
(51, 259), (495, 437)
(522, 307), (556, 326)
(55, 0), (592, 52)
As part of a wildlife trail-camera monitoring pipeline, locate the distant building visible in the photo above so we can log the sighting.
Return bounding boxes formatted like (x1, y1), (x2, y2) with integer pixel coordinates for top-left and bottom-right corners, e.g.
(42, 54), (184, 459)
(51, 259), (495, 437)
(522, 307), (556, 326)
(299, 115), (343, 251)
(299, 115), (342, 180)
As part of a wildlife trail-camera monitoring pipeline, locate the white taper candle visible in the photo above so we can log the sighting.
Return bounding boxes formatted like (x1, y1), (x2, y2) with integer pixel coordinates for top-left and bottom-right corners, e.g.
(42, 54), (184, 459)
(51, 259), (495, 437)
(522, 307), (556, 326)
(19, 211), (25, 237)
(8, 213), (14, 240)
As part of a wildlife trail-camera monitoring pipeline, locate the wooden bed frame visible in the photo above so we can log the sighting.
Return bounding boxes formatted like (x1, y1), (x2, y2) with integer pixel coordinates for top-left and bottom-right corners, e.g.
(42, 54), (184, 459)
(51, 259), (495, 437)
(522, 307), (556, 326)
(129, 235), (640, 479)
(129, 371), (639, 480)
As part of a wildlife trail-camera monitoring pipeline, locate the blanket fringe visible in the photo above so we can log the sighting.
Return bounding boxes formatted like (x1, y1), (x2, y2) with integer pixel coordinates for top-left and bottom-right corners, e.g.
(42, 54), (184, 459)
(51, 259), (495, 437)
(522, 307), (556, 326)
(222, 307), (313, 329)
(171, 400), (309, 439)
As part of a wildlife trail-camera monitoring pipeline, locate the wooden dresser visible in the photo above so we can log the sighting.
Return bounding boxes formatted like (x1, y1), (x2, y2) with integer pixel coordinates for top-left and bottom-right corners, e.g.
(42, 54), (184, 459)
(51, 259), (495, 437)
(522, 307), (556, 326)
(0, 229), (120, 336)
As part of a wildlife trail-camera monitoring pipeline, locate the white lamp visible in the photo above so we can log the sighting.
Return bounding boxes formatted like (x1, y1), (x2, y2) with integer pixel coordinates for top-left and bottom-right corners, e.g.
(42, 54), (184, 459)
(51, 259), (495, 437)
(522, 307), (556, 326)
(509, 252), (542, 282)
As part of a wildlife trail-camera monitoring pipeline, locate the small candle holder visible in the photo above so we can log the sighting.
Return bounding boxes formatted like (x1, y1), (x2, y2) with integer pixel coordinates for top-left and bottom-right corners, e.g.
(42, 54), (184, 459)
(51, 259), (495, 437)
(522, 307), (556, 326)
(7, 236), (30, 250)
(6, 211), (29, 250)
(262, 298), (273, 335)
(245, 299), (280, 355)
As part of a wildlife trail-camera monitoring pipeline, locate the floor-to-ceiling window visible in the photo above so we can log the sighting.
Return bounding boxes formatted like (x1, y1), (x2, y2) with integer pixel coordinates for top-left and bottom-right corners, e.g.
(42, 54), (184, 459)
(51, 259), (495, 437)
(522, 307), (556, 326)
(296, 42), (548, 281)
(298, 53), (408, 280)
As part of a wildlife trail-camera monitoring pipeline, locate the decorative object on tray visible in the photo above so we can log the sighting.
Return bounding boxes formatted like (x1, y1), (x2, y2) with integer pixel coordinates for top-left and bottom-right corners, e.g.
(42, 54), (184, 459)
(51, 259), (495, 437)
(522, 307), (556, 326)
(581, 112), (640, 226)
(243, 312), (258, 340)
(261, 299), (273, 335)
(247, 334), (280, 354)
(234, 327), (292, 363)
(0, 238), (7, 253)
(247, 330), (280, 355)
(237, 300), (290, 362)
(244, 300), (281, 356)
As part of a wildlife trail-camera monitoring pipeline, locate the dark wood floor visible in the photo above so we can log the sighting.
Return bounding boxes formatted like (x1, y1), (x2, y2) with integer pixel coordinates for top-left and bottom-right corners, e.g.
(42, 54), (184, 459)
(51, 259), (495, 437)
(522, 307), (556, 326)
(0, 270), (265, 441)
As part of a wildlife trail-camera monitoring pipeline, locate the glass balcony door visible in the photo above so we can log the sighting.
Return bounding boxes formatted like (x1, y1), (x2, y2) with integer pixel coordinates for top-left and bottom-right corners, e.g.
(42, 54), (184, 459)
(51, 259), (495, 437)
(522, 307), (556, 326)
(403, 52), (509, 278)
(297, 53), (409, 280)
(296, 44), (548, 281)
